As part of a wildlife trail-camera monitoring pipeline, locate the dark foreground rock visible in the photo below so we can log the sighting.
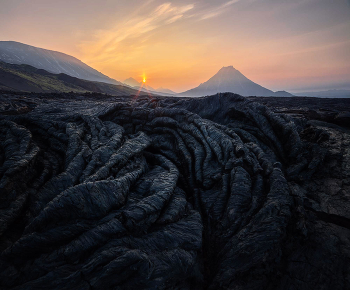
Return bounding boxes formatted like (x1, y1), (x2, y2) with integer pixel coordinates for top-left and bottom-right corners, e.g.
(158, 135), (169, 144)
(0, 92), (349, 289)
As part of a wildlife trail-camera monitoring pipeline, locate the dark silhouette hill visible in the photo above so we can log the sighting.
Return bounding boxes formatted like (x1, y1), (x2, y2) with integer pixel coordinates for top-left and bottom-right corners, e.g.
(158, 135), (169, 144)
(0, 41), (122, 85)
(180, 66), (293, 97)
(274, 90), (294, 97)
(0, 61), (151, 96)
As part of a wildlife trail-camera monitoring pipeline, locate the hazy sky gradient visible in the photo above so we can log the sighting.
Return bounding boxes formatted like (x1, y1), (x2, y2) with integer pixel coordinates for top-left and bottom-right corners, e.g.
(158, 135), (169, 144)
(1, 0), (350, 92)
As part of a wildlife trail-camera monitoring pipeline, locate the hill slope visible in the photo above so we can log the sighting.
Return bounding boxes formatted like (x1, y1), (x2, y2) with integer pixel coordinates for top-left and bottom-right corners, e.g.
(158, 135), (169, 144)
(0, 41), (122, 85)
(0, 61), (150, 96)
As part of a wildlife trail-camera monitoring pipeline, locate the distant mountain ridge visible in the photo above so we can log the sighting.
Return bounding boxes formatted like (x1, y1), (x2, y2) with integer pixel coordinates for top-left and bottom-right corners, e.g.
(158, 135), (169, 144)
(294, 89), (350, 98)
(124, 77), (156, 91)
(180, 66), (293, 97)
(0, 41), (122, 85)
(156, 87), (178, 95)
(124, 77), (142, 88)
(123, 77), (176, 96)
(0, 61), (154, 96)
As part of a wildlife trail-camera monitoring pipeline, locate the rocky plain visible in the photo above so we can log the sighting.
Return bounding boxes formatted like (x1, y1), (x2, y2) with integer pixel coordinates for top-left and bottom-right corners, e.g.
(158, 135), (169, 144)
(0, 91), (350, 289)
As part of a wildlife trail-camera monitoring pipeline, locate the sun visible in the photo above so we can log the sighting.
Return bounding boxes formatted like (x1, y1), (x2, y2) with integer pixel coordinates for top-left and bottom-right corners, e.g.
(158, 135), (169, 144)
(143, 77), (146, 83)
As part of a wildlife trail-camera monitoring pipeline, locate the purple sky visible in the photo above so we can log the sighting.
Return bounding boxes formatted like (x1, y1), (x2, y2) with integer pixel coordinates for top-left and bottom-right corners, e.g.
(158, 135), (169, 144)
(1, 0), (350, 92)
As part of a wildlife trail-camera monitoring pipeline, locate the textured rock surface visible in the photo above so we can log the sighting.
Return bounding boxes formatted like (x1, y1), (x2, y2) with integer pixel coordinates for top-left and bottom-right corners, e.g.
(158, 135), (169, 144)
(0, 92), (349, 289)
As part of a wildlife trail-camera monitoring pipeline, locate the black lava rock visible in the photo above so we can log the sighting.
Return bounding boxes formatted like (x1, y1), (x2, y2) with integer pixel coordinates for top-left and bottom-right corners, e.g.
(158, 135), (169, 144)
(0, 92), (349, 289)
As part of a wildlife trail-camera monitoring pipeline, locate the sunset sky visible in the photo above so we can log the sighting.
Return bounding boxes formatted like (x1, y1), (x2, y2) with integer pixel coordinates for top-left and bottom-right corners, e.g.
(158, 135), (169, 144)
(1, 0), (350, 93)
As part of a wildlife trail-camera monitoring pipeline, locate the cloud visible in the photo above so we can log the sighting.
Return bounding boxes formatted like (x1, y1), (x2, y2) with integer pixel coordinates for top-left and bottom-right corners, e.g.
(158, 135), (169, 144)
(200, 0), (241, 20)
(166, 14), (183, 24)
(80, 2), (194, 63)
(222, 0), (242, 8)
(79, 1), (239, 65)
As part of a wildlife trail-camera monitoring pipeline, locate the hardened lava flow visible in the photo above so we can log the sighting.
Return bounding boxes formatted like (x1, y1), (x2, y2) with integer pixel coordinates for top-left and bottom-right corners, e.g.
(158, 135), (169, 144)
(0, 93), (349, 289)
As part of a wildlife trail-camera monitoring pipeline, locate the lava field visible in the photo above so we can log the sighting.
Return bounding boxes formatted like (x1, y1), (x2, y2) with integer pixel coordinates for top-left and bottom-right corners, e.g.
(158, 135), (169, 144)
(0, 92), (349, 289)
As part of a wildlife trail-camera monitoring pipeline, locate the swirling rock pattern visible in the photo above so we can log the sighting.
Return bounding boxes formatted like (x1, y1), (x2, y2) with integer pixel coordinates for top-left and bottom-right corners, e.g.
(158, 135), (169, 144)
(0, 93), (349, 289)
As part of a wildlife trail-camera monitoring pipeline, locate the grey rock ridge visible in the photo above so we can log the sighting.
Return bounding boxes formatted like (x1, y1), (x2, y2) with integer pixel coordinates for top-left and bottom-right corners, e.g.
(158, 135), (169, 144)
(0, 92), (349, 289)
(0, 41), (122, 85)
(180, 66), (293, 97)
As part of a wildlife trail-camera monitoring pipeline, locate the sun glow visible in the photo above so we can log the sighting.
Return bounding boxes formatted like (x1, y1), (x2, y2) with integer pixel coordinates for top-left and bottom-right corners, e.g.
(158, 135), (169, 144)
(133, 73), (153, 103)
